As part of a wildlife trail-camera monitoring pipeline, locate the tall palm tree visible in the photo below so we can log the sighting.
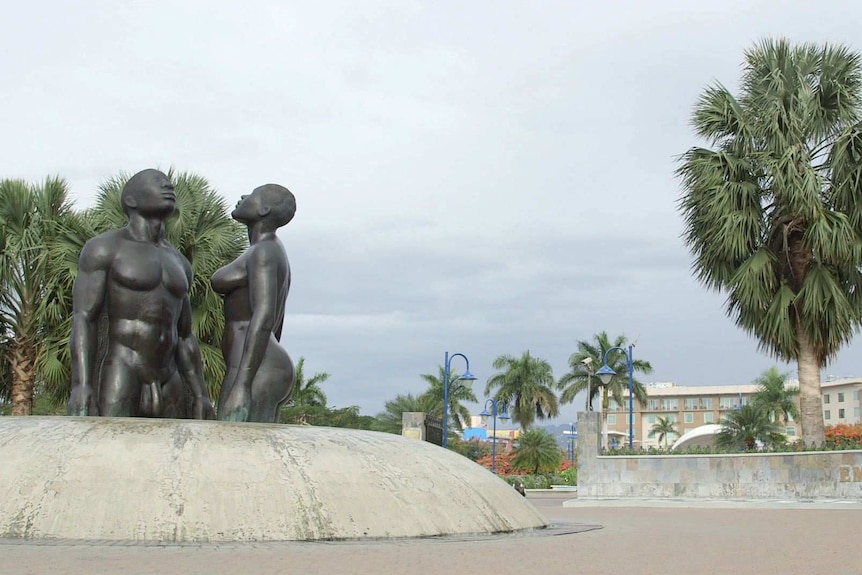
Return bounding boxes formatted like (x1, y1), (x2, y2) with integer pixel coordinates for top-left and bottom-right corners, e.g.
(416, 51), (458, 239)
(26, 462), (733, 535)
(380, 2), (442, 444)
(419, 365), (478, 431)
(484, 350), (558, 430)
(374, 393), (439, 435)
(511, 428), (563, 474)
(0, 177), (83, 415)
(558, 332), (652, 448)
(751, 366), (800, 425)
(89, 169), (246, 401)
(648, 416), (679, 448)
(677, 39), (862, 444)
(716, 404), (785, 451)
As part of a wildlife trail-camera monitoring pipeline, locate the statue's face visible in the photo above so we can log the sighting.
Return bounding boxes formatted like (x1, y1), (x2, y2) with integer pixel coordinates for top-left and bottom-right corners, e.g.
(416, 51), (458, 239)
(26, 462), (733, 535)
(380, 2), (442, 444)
(231, 189), (265, 224)
(128, 172), (176, 219)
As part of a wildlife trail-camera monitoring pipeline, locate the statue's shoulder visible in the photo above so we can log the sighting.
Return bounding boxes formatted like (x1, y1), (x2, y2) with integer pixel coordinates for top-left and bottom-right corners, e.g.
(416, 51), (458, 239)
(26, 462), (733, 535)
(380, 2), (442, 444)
(249, 237), (288, 265)
(79, 229), (125, 270)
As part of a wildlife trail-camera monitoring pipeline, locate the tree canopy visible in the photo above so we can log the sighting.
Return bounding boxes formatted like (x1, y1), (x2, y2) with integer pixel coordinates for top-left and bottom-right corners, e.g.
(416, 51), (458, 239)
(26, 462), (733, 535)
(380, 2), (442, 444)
(484, 350), (558, 429)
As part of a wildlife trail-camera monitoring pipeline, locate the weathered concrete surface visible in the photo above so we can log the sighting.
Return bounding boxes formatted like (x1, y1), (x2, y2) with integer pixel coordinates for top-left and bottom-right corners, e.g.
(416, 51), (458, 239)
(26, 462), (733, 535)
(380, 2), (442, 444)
(0, 417), (546, 542)
(0, 494), (859, 575)
(577, 412), (862, 499)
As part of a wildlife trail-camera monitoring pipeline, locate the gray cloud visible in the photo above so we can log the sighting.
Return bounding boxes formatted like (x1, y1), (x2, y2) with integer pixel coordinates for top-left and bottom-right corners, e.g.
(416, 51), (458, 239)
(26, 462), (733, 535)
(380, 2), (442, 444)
(3, 0), (862, 423)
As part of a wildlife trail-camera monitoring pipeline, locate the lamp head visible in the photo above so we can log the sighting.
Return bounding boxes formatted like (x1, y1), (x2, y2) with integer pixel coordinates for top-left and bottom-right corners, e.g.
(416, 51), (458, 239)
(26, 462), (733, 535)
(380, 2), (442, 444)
(596, 363), (616, 385)
(499, 404), (511, 421)
(458, 368), (477, 382)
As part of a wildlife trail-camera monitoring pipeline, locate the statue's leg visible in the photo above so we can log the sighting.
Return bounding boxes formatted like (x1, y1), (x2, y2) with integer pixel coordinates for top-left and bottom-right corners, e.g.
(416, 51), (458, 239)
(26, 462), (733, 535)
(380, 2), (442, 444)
(159, 370), (188, 419)
(216, 366), (237, 416)
(99, 357), (140, 417)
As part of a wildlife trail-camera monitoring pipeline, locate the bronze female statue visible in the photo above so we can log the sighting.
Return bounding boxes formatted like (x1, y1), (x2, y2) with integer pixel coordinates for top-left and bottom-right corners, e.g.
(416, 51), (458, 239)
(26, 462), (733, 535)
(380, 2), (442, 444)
(211, 184), (296, 422)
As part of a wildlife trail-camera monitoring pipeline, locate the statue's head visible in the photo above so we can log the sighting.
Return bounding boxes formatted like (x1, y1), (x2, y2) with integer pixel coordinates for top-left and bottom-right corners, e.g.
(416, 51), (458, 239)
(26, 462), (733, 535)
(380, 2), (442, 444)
(232, 184), (296, 228)
(121, 169), (176, 219)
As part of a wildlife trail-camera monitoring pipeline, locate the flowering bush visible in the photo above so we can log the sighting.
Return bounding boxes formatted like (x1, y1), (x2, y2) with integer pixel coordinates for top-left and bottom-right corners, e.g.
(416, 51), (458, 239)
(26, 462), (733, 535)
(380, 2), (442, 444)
(826, 423), (862, 446)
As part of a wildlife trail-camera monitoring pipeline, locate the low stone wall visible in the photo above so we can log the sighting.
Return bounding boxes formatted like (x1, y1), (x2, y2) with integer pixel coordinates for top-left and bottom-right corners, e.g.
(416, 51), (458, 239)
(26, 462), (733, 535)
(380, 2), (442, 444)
(576, 412), (862, 499)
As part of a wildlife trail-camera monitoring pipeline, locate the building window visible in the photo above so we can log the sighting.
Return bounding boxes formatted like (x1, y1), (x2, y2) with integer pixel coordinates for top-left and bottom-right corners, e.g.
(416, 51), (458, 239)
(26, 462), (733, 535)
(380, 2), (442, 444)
(824, 394), (830, 404)
(785, 427), (796, 437)
(684, 398), (698, 410)
(855, 407), (860, 419)
(825, 410), (831, 420)
(647, 399), (660, 411)
(684, 412), (694, 424)
(608, 414), (617, 425)
(647, 414), (656, 424)
(853, 390), (860, 401)
(787, 412), (794, 422)
(660, 399), (678, 411)
(701, 398), (713, 409)
(719, 397), (736, 409)
(838, 392), (845, 402)
(666, 414), (679, 423)
(703, 412), (714, 424)
(839, 408), (845, 419)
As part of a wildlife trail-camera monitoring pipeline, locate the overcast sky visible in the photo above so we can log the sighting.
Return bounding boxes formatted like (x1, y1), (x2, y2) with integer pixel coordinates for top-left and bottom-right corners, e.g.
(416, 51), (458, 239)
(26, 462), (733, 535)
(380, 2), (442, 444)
(3, 1), (862, 425)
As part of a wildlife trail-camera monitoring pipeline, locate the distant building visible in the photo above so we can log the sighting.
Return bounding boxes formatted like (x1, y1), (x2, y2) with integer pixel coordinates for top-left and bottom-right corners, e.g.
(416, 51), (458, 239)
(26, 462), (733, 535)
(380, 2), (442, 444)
(461, 415), (519, 451)
(604, 377), (862, 448)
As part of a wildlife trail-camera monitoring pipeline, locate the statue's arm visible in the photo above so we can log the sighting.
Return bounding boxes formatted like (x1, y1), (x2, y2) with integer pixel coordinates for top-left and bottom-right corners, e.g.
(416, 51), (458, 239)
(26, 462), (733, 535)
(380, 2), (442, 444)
(235, 245), (281, 387)
(176, 263), (216, 420)
(68, 238), (110, 416)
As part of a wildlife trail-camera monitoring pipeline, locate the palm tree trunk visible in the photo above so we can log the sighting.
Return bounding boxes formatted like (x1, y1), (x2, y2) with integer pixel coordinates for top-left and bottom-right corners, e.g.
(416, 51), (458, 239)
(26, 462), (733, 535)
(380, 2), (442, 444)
(10, 342), (36, 416)
(796, 325), (825, 445)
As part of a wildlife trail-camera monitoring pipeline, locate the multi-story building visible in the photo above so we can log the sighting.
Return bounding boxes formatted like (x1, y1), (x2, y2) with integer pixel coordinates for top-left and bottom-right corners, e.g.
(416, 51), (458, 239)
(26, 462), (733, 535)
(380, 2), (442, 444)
(604, 377), (862, 448)
(821, 377), (862, 426)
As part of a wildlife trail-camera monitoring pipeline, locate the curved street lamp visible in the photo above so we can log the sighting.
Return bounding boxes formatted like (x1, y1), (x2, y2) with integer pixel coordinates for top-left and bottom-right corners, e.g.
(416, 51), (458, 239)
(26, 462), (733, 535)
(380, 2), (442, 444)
(480, 399), (510, 474)
(596, 344), (635, 448)
(442, 352), (477, 448)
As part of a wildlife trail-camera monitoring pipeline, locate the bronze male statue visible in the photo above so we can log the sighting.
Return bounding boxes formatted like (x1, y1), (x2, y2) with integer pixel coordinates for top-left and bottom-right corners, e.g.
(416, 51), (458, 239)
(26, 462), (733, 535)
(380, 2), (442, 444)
(212, 184), (296, 422)
(68, 169), (216, 419)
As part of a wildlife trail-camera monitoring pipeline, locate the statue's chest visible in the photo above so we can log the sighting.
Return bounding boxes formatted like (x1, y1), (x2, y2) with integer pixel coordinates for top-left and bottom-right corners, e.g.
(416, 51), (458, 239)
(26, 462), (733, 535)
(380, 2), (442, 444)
(111, 243), (189, 297)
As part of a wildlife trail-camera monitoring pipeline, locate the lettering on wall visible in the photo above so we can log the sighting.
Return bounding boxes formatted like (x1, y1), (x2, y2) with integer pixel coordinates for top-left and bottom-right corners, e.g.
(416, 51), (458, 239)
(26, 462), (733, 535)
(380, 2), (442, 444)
(838, 465), (862, 482)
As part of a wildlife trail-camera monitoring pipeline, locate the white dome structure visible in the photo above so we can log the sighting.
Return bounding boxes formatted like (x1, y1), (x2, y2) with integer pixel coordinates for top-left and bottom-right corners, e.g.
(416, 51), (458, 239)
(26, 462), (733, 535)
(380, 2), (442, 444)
(0, 417), (546, 542)
(670, 424), (724, 451)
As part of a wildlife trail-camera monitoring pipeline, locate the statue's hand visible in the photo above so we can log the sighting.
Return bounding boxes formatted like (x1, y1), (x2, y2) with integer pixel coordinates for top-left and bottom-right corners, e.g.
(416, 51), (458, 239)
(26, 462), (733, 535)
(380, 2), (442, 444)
(68, 385), (97, 416)
(193, 396), (216, 420)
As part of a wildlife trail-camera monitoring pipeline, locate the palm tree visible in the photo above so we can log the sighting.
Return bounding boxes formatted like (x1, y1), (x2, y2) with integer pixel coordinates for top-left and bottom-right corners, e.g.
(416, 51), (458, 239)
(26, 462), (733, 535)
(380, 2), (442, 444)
(751, 367), (800, 426)
(280, 357), (329, 424)
(374, 393), (439, 435)
(288, 357), (329, 408)
(418, 365), (478, 431)
(484, 350), (558, 430)
(89, 169), (246, 400)
(677, 39), (862, 444)
(0, 177), (84, 415)
(558, 332), (652, 448)
(648, 416), (679, 448)
(512, 429), (563, 474)
(716, 404), (785, 451)
(558, 332), (652, 412)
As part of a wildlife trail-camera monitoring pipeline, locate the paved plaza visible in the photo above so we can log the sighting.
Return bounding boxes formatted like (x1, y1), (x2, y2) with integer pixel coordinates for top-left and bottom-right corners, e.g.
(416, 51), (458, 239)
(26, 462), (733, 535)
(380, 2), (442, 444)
(1, 492), (859, 575)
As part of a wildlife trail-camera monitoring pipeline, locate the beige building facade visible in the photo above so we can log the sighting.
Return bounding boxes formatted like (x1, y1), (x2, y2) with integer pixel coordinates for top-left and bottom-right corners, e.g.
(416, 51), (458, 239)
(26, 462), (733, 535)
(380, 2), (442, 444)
(604, 377), (862, 448)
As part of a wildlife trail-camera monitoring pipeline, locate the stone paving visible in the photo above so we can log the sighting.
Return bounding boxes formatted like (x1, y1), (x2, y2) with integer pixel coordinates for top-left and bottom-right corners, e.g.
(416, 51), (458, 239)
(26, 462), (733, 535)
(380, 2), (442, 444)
(1, 493), (859, 575)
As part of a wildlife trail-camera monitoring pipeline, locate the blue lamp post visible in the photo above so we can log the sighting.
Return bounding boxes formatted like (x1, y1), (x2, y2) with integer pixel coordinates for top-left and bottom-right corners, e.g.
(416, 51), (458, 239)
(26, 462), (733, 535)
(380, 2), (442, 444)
(596, 345), (635, 449)
(480, 399), (510, 474)
(442, 352), (476, 448)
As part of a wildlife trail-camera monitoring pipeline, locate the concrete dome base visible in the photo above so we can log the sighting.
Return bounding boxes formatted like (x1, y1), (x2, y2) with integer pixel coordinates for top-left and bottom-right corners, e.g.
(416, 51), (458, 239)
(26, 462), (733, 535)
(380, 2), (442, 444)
(0, 417), (546, 542)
